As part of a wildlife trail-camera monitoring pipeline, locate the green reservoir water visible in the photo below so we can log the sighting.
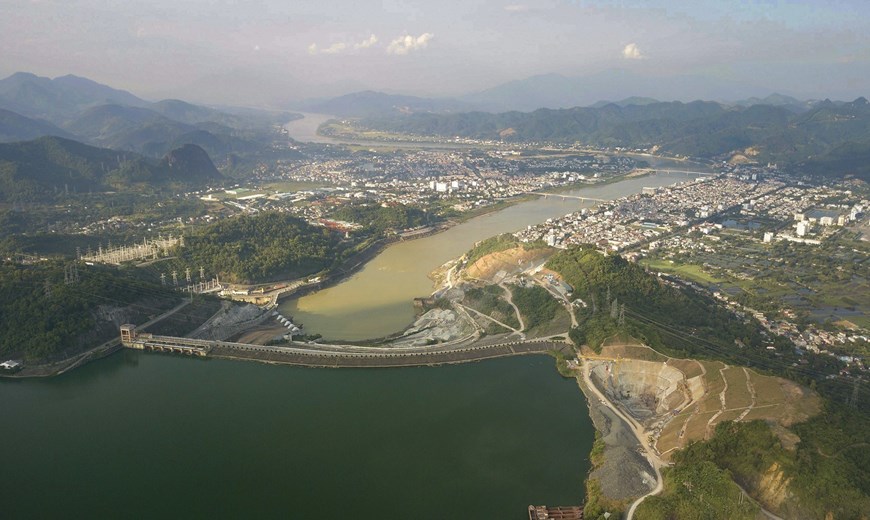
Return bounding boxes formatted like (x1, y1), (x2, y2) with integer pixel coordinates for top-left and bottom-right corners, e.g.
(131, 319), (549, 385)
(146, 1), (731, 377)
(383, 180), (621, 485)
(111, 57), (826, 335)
(0, 352), (592, 519)
(0, 147), (711, 518)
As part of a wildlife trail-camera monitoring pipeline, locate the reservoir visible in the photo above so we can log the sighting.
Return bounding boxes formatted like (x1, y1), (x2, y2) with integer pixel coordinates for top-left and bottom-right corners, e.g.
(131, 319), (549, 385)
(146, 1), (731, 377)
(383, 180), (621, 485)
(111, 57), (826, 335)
(0, 352), (592, 519)
(0, 122), (710, 518)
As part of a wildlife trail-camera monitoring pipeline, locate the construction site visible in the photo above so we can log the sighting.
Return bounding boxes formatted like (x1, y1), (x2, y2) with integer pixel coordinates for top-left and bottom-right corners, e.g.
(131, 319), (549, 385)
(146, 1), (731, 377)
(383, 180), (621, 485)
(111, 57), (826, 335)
(582, 339), (821, 461)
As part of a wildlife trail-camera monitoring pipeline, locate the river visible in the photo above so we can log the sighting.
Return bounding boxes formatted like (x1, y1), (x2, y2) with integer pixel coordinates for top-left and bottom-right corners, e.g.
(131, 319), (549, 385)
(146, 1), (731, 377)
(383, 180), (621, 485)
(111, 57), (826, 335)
(0, 121), (707, 518)
(281, 172), (702, 340)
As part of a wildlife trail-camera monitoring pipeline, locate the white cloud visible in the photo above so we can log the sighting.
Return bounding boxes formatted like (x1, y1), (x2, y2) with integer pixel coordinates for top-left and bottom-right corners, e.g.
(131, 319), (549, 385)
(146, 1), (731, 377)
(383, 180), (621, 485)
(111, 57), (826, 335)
(321, 42), (347, 54)
(355, 34), (378, 49)
(622, 43), (644, 60)
(386, 33), (434, 55)
(309, 36), (378, 55)
(504, 4), (530, 12)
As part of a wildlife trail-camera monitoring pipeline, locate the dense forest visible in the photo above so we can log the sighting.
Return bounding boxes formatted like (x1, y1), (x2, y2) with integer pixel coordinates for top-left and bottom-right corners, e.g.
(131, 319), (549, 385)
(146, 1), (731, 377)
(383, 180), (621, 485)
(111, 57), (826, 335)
(0, 136), (221, 202)
(509, 284), (560, 331)
(638, 414), (870, 519)
(362, 98), (870, 179)
(547, 245), (867, 409)
(330, 203), (432, 235)
(548, 245), (870, 517)
(168, 212), (345, 283)
(0, 261), (179, 361)
(548, 245), (766, 354)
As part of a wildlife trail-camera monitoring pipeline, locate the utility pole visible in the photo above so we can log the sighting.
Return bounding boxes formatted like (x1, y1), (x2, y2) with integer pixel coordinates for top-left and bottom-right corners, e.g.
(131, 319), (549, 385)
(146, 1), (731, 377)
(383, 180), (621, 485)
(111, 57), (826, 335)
(199, 266), (205, 281)
(849, 379), (861, 408)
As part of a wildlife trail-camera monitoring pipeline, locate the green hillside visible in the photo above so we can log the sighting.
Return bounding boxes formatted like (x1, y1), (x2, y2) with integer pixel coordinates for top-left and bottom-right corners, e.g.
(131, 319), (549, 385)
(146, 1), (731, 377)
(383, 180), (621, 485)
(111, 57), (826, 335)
(167, 212), (345, 284)
(0, 136), (221, 201)
(0, 261), (179, 361)
(362, 98), (870, 178)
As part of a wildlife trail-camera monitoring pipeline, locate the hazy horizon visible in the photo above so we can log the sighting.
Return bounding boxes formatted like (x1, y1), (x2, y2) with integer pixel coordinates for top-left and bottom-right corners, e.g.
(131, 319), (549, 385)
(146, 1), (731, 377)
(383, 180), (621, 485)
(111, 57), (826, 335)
(3, 0), (869, 108)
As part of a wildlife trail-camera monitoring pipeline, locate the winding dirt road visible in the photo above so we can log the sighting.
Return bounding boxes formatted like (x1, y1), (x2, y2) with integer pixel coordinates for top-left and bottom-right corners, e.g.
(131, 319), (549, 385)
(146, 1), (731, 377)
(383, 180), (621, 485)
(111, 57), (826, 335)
(580, 359), (665, 520)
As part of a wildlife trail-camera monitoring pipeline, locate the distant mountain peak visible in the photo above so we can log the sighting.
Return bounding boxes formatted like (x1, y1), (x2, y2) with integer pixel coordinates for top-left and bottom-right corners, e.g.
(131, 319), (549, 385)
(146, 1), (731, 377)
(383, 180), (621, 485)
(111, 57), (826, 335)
(160, 144), (221, 180)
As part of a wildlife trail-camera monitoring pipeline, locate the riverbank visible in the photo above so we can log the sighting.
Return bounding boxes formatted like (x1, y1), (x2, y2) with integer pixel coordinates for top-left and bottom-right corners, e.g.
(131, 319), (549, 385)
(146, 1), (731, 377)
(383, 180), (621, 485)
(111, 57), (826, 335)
(262, 200), (537, 306)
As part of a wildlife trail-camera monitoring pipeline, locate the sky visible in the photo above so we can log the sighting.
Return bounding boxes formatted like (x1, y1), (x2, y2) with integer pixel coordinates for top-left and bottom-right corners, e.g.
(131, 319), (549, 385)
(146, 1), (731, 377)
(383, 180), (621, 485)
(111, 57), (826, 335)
(2, 0), (869, 106)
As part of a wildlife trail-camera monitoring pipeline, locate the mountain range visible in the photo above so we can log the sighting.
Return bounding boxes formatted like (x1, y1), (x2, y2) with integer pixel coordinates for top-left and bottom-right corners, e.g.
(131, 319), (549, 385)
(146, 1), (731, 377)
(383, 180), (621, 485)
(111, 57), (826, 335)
(0, 72), (296, 160)
(0, 136), (221, 202)
(361, 97), (870, 179)
(2, 71), (868, 182)
(295, 69), (813, 115)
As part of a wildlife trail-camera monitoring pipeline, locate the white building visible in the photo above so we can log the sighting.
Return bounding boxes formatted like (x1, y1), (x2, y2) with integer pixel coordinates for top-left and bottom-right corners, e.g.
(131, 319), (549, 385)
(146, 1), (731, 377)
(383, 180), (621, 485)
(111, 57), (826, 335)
(796, 221), (810, 237)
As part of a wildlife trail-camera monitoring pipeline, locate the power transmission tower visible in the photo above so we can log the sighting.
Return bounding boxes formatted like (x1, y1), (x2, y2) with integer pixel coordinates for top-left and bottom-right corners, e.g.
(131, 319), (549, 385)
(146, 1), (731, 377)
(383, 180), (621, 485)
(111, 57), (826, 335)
(619, 304), (625, 326)
(185, 268), (192, 284)
(172, 271), (178, 286)
(849, 379), (861, 408)
(44, 279), (52, 298)
(161, 273), (167, 286)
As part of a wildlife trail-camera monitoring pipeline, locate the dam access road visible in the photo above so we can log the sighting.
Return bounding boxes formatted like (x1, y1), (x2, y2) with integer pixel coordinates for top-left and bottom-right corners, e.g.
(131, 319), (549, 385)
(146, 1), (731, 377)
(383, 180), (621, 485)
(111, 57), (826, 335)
(121, 325), (575, 368)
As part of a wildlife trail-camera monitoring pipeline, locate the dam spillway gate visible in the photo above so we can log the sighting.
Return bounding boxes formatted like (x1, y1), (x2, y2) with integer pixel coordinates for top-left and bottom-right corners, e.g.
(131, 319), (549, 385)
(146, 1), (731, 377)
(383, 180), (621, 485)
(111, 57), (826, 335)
(118, 324), (574, 368)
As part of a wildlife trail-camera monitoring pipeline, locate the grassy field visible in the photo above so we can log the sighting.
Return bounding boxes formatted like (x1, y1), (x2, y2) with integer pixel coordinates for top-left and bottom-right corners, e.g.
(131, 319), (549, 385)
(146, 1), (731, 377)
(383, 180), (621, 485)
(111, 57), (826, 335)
(649, 354), (821, 461)
(683, 411), (716, 441)
(600, 342), (668, 362)
(699, 361), (727, 413)
(261, 181), (327, 192)
(658, 411), (693, 454)
(667, 358), (705, 379)
(642, 259), (726, 284)
(722, 367), (753, 409)
(749, 370), (786, 407)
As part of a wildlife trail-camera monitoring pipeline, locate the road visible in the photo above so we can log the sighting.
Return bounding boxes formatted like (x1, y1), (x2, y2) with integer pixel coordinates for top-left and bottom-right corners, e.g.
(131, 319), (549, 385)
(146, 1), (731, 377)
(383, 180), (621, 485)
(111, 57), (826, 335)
(498, 283), (526, 332)
(580, 358), (665, 520)
(457, 303), (524, 337)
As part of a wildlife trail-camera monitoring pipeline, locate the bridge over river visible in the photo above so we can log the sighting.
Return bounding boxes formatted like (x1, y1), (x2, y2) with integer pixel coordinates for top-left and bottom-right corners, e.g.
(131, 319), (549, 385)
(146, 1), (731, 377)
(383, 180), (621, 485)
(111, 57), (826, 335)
(120, 325), (573, 368)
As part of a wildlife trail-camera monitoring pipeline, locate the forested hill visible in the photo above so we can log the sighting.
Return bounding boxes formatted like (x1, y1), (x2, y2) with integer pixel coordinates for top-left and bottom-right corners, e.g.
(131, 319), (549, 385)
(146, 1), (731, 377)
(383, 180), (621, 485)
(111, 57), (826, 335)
(0, 136), (222, 202)
(168, 212), (346, 284)
(0, 261), (179, 361)
(362, 98), (870, 179)
(546, 245), (863, 406)
(546, 246), (870, 517)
